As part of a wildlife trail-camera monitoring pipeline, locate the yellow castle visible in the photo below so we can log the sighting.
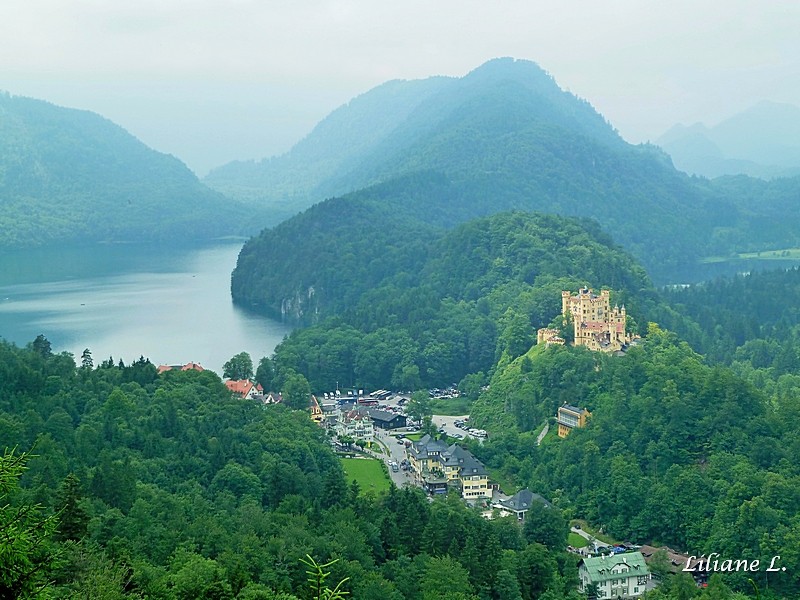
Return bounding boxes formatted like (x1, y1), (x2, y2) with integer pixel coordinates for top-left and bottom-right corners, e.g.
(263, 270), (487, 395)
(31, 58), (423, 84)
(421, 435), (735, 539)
(551, 287), (632, 353)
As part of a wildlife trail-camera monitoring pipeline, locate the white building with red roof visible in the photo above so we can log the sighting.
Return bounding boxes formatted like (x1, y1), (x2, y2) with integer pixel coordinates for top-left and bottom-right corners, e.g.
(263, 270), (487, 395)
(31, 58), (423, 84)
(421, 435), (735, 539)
(225, 379), (263, 399)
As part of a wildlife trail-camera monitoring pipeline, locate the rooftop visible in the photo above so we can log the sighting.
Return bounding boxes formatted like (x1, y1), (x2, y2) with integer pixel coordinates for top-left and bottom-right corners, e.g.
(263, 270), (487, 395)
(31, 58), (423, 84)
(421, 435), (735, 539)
(579, 552), (649, 583)
(496, 488), (552, 511)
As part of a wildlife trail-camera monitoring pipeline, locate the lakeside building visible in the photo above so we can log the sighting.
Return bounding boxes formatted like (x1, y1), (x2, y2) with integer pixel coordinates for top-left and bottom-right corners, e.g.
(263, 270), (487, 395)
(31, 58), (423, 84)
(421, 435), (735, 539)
(224, 379), (263, 399)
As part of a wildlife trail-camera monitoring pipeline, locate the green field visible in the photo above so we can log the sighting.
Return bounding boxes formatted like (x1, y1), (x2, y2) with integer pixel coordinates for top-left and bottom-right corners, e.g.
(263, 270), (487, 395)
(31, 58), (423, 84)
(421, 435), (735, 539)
(340, 457), (391, 494)
(568, 532), (589, 548)
(700, 247), (800, 264)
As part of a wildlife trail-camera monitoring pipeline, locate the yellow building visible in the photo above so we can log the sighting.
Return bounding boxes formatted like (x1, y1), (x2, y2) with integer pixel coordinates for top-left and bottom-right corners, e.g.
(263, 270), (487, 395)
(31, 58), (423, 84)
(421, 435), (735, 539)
(561, 287), (631, 352)
(407, 436), (491, 499)
(309, 395), (324, 424)
(557, 403), (591, 437)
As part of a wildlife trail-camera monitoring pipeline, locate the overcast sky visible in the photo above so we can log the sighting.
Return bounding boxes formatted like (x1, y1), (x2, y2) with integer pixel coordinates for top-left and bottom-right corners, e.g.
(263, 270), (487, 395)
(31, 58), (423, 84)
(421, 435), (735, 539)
(2, 1), (799, 176)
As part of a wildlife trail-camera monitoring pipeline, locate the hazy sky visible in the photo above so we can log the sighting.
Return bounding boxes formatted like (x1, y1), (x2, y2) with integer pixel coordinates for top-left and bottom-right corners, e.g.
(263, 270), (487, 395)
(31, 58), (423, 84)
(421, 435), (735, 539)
(2, 1), (798, 175)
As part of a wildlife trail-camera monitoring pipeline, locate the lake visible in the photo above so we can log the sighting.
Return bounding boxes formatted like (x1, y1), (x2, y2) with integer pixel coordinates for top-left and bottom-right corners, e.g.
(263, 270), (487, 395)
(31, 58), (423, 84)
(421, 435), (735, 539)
(0, 243), (293, 374)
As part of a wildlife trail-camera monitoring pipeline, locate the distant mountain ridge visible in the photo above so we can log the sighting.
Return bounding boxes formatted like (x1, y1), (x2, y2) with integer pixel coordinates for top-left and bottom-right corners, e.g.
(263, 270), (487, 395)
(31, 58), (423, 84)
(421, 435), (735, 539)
(205, 58), (626, 219)
(204, 76), (453, 221)
(657, 101), (800, 179)
(0, 92), (252, 247)
(227, 58), (800, 290)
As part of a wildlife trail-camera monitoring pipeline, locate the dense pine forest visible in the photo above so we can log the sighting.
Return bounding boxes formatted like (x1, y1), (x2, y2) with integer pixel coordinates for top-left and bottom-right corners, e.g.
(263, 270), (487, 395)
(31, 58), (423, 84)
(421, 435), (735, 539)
(1, 337), (589, 599)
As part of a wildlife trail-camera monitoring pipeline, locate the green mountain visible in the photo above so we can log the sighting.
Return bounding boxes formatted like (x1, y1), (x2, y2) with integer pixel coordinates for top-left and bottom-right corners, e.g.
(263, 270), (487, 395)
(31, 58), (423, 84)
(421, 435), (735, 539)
(657, 101), (800, 179)
(0, 92), (252, 247)
(218, 58), (800, 282)
(208, 60), (712, 261)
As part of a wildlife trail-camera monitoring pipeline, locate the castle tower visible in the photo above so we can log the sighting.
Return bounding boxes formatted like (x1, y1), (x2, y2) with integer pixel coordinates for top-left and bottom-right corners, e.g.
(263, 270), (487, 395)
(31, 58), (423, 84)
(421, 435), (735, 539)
(560, 288), (630, 352)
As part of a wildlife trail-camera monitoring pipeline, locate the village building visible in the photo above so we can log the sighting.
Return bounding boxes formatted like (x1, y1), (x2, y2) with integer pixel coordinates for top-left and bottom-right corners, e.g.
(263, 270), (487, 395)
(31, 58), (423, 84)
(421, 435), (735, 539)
(557, 403), (591, 437)
(224, 379), (263, 399)
(408, 435), (491, 499)
(578, 552), (651, 598)
(367, 409), (407, 430)
(639, 545), (709, 587)
(491, 489), (552, 521)
(262, 391), (283, 405)
(335, 408), (374, 444)
(319, 398), (340, 427)
(309, 395), (324, 424)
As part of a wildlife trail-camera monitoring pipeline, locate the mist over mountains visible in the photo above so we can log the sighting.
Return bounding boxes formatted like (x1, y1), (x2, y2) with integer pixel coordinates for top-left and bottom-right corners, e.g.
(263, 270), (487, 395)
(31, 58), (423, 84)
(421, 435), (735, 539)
(4, 57), (800, 286)
(220, 58), (800, 287)
(0, 93), (253, 248)
(205, 58), (629, 221)
(657, 100), (800, 179)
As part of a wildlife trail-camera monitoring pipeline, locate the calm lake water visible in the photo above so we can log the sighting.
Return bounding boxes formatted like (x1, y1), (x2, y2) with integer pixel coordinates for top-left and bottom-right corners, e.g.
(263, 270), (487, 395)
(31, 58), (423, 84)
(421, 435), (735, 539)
(0, 243), (292, 374)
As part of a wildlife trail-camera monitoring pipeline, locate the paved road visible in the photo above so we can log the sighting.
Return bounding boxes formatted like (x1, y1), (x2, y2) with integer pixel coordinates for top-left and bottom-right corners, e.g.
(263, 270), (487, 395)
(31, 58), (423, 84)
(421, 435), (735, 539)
(571, 526), (612, 551)
(372, 429), (413, 487)
(537, 423), (549, 446)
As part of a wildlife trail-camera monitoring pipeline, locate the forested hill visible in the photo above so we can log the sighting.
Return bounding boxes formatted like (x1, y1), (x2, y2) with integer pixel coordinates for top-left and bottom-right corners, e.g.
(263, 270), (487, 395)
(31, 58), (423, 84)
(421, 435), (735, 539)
(214, 57), (800, 282)
(252, 210), (651, 392)
(0, 92), (252, 247)
(233, 202), (649, 325)
(465, 328), (800, 597)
